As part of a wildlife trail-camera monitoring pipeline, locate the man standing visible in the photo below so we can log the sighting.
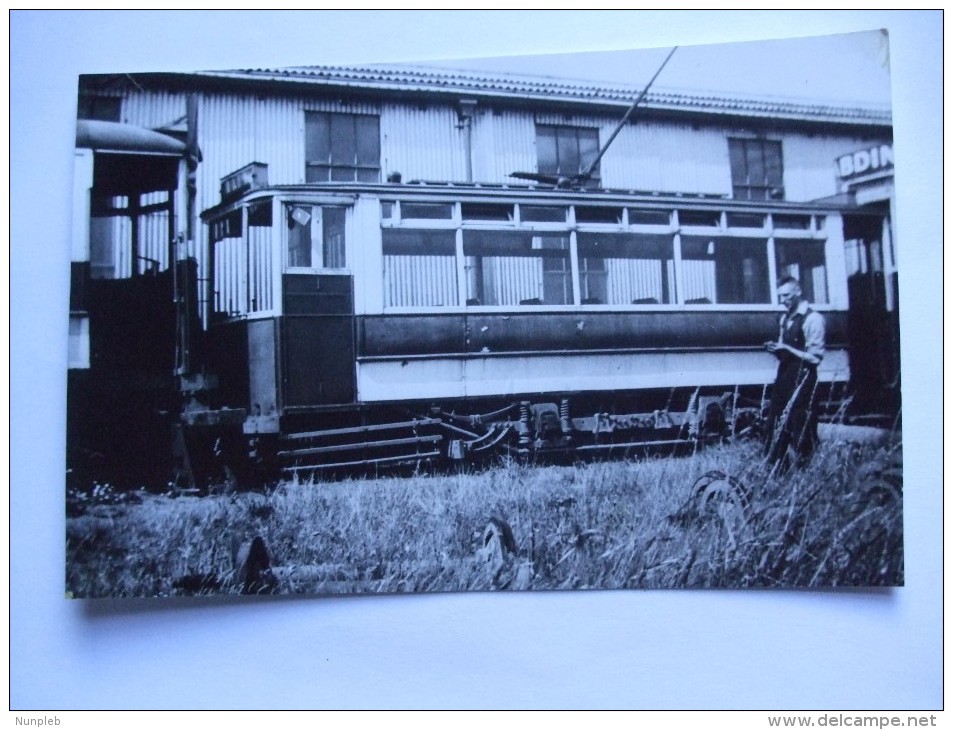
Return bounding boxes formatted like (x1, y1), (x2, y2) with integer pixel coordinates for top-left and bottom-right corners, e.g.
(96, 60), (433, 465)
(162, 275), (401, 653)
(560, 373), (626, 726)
(764, 276), (826, 469)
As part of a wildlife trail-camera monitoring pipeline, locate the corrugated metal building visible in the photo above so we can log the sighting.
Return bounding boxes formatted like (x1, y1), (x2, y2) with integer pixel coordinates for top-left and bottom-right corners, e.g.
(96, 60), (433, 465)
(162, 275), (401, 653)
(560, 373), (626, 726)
(78, 64), (893, 205)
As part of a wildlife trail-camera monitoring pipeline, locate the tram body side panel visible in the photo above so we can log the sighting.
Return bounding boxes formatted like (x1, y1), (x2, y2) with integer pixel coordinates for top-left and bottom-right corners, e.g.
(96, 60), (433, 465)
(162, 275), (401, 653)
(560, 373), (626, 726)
(354, 309), (849, 403)
(206, 320), (251, 411)
(200, 195), (851, 425)
(248, 318), (278, 416)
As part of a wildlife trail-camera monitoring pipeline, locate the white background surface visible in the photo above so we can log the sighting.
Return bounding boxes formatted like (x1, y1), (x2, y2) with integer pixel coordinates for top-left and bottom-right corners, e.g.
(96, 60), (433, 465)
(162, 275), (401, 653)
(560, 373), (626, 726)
(9, 10), (942, 709)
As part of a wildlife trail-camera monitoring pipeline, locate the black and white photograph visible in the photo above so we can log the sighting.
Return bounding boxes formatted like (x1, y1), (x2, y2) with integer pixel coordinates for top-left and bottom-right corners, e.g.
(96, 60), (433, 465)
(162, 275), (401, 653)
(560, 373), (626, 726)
(64, 28), (904, 599)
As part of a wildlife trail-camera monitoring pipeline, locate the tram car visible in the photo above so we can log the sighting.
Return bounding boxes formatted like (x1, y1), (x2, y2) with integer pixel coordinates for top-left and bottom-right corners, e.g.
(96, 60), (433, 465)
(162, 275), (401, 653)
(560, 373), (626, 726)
(68, 63), (897, 489)
(182, 169), (852, 483)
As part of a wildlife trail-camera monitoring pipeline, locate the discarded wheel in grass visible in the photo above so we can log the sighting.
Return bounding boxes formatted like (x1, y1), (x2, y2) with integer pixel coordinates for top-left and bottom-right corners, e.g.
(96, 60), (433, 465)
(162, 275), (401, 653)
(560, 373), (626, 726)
(477, 517), (517, 573)
(231, 534), (278, 594)
(475, 517), (533, 590)
(667, 470), (750, 542)
(691, 470), (750, 515)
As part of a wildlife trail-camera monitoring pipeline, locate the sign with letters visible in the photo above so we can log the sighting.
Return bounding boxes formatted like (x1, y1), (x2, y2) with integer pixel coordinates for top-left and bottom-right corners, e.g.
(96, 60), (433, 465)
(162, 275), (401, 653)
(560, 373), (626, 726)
(836, 143), (894, 182)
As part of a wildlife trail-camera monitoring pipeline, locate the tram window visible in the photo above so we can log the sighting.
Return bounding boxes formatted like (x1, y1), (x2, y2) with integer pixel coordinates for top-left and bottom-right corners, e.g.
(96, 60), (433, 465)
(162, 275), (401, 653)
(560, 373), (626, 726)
(772, 213), (812, 230)
(248, 200), (272, 227)
(286, 205), (347, 269)
(542, 256), (573, 306)
(628, 209), (671, 226)
(461, 203), (514, 222)
(401, 202), (453, 220)
(681, 236), (770, 304)
(68, 315), (90, 369)
(89, 214), (124, 279)
(287, 206), (313, 267)
(211, 210), (246, 315)
(844, 238), (884, 278)
(382, 228), (456, 256)
(576, 206), (623, 225)
(520, 205), (567, 223)
(577, 233), (675, 305)
(211, 202), (277, 316)
(211, 209), (242, 243)
(323, 208), (346, 268)
(463, 231), (570, 306)
(679, 209), (722, 228)
(383, 229), (457, 307)
(726, 213), (765, 229)
(775, 239), (829, 305)
(248, 200), (274, 313)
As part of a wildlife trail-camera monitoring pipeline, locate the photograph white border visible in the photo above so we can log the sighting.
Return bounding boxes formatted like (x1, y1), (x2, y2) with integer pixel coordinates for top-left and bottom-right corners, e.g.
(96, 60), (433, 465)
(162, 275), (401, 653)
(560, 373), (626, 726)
(10, 9), (942, 709)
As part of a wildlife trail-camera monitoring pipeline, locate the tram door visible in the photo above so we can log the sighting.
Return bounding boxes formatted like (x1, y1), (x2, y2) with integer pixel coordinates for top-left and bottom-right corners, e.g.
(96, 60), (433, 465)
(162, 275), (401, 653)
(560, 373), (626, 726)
(843, 212), (900, 416)
(281, 205), (356, 407)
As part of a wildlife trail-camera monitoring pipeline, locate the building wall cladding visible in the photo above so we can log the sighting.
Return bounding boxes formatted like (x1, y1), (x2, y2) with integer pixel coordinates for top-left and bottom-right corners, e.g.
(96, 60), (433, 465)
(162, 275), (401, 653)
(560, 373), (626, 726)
(114, 82), (889, 209)
(782, 132), (883, 201)
(381, 102), (464, 183)
(107, 78), (889, 313)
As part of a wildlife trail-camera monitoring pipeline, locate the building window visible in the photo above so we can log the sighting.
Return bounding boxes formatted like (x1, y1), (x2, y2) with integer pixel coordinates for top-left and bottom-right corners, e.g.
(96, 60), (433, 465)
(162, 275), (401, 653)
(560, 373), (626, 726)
(305, 112), (380, 183)
(728, 138), (784, 201)
(536, 125), (600, 187)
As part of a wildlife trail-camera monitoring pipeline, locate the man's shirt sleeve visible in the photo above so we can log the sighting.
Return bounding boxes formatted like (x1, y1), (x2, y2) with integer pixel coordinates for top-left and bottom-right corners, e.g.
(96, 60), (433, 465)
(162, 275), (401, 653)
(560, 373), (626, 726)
(803, 311), (826, 364)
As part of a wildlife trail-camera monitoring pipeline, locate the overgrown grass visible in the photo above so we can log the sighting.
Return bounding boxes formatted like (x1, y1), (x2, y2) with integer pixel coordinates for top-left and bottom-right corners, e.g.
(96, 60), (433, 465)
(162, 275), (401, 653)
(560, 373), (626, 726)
(65, 436), (903, 598)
